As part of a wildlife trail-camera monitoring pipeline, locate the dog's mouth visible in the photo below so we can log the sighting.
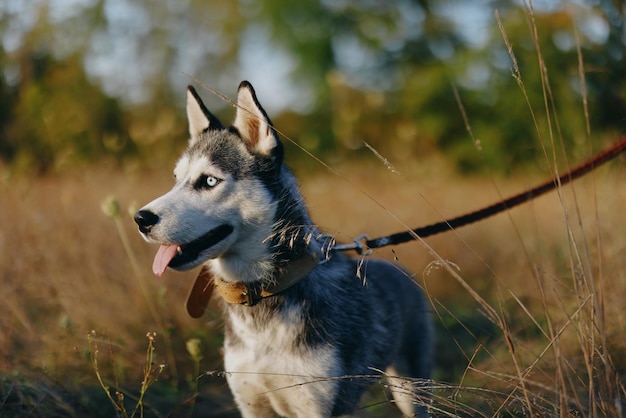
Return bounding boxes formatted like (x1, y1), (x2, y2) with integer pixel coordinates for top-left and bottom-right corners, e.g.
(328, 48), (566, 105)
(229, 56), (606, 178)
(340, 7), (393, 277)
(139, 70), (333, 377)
(152, 224), (234, 276)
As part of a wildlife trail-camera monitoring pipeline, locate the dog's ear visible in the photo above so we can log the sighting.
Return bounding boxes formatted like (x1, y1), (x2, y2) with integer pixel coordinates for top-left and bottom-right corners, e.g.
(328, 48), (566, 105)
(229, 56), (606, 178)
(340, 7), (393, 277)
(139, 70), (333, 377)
(232, 81), (279, 157)
(186, 86), (224, 143)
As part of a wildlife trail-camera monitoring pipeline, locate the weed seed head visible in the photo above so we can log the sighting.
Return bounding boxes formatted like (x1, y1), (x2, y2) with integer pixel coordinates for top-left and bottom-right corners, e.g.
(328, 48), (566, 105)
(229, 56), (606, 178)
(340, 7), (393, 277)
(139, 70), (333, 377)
(101, 195), (121, 218)
(186, 338), (203, 361)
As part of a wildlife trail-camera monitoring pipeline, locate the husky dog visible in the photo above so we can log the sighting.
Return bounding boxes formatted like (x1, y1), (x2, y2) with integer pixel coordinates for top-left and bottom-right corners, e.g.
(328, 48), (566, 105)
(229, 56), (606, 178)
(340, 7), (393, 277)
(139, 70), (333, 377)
(134, 81), (433, 417)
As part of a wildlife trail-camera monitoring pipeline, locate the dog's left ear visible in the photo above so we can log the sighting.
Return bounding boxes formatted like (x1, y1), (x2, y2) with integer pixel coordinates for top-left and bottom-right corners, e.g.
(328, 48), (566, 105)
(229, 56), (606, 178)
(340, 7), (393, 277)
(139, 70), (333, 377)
(233, 81), (280, 157)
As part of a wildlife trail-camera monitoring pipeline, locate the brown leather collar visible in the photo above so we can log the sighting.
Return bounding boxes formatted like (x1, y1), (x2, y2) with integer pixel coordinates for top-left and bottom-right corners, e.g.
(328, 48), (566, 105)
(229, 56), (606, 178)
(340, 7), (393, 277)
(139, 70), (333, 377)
(185, 253), (318, 318)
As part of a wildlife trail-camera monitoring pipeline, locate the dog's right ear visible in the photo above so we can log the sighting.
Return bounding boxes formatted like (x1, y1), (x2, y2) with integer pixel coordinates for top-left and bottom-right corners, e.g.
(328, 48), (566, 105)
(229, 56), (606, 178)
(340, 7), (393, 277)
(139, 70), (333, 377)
(186, 86), (224, 144)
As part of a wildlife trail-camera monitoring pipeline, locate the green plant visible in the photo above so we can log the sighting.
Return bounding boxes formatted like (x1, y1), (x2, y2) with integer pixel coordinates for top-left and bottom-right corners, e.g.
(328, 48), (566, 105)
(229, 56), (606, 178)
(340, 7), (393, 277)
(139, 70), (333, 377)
(101, 194), (179, 382)
(87, 331), (165, 418)
(184, 338), (203, 418)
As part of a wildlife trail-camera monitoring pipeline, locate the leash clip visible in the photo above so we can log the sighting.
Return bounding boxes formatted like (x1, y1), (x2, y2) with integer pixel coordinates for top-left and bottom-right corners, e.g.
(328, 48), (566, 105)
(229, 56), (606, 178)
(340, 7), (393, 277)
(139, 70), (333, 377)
(325, 233), (371, 255)
(351, 234), (372, 255)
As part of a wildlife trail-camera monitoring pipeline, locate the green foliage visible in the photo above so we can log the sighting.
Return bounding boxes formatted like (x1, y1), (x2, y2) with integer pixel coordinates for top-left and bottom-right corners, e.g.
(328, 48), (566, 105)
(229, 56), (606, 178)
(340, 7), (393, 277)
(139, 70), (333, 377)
(1, 52), (133, 173)
(0, 1), (624, 174)
(87, 331), (166, 418)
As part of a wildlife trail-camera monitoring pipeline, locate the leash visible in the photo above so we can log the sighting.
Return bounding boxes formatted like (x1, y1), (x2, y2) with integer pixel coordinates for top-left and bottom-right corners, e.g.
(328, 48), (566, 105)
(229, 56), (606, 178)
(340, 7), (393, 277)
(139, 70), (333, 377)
(186, 77), (625, 254)
(331, 136), (626, 254)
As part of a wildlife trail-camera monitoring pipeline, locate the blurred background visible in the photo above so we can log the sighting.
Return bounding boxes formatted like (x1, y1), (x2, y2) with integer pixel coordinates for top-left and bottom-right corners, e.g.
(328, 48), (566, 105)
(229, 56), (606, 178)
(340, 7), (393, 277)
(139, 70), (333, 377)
(1, 0), (625, 416)
(2, 0), (624, 175)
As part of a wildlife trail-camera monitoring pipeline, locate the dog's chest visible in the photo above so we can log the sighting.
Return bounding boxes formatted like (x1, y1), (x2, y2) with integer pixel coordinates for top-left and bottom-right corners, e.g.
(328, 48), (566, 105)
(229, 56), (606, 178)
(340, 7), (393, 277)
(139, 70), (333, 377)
(222, 304), (340, 414)
(232, 307), (290, 340)
(223, 304), (315, 364)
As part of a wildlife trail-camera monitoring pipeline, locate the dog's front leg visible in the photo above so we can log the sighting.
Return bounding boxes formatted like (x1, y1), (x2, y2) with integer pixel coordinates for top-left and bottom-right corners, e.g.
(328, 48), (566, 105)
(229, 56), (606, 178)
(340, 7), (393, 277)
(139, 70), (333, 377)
(228, 373), (336, 418)
(233, 395), (278, 418)
(227, 375), (279, 418)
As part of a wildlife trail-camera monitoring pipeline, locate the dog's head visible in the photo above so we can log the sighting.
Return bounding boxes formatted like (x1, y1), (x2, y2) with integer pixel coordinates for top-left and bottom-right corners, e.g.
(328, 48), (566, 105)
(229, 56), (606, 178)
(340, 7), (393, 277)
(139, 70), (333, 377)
(135, 81), (284, 276)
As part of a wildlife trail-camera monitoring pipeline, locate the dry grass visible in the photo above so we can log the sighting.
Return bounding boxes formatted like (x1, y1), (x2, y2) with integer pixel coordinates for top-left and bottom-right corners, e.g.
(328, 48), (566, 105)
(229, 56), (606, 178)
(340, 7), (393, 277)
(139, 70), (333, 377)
(0, 166), (236, 416)
(2, 5), (625, 414)
(1, 146), (625, 416)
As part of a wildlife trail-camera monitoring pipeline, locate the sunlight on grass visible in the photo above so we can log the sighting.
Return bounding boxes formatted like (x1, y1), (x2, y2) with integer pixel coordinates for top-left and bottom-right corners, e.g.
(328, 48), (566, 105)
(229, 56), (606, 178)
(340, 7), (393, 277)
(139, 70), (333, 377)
(1, 5), (625, 416)
(1, 145), (623, 415)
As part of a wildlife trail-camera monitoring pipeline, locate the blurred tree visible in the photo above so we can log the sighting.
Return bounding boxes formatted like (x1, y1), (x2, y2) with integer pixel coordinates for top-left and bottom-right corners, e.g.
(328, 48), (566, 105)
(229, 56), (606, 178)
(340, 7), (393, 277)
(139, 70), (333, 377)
(254, 0), (625, 172)
(1, 50), (133, 173)
(584, 0), (626, 132)
(0, 1), (133, 173)
(0, 0), (624, 173)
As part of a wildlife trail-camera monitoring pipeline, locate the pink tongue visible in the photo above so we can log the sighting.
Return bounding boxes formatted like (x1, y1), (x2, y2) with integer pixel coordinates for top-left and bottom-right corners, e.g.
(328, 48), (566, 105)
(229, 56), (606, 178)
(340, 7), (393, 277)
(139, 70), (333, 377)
(152, 244), (180, 277)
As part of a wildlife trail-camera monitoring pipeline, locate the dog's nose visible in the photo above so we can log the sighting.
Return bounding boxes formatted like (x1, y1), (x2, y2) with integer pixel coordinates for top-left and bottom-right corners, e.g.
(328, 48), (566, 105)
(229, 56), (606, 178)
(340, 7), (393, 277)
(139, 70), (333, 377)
(134, 210), (160, 233)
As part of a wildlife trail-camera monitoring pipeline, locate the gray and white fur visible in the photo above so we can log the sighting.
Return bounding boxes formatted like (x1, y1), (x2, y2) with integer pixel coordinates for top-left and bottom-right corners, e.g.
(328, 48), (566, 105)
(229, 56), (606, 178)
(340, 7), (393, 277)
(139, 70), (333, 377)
(134, 81), (433, 417)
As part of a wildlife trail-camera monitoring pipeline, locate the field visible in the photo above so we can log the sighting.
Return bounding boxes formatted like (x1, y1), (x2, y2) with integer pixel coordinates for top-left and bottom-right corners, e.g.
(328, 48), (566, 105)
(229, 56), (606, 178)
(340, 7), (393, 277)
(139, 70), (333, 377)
(1, 143), (625, 416)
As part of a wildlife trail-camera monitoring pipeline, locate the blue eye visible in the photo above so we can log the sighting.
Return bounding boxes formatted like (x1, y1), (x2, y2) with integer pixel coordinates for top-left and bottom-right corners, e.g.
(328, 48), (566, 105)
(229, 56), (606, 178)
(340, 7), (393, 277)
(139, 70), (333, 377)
(206, 176), (219, 187)
(194, 174), (221, 190)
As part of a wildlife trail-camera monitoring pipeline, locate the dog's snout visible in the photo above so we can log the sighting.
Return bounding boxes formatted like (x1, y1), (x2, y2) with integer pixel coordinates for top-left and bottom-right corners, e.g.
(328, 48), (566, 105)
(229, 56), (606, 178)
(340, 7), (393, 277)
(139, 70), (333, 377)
(134, 210), (160, 233)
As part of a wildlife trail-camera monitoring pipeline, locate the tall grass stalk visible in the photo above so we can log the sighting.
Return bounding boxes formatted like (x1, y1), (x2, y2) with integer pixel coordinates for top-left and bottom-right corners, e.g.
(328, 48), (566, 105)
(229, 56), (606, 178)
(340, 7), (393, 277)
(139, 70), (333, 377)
(184, 338), (203, 418)
(101, 195), (178, 382)
(87, 331), (165, 418)
(447, 3), (626, 415)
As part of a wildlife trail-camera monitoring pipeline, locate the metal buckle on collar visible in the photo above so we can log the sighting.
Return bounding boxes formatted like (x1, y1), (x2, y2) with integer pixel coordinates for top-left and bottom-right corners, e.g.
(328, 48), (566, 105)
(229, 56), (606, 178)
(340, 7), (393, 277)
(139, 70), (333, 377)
(241, 284), (259, 306)
(324, 233), (372, 255)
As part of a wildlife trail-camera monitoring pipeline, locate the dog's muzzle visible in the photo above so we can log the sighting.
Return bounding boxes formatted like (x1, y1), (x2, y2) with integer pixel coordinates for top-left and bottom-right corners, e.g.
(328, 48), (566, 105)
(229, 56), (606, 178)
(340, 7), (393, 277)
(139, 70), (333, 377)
(167, 224), (234, 269)
(134, 209), (234, 273)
